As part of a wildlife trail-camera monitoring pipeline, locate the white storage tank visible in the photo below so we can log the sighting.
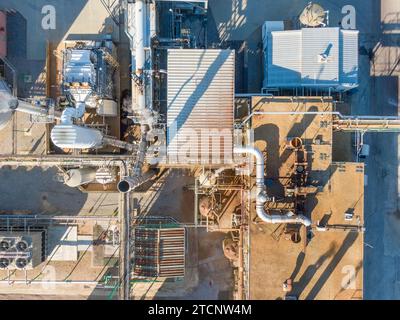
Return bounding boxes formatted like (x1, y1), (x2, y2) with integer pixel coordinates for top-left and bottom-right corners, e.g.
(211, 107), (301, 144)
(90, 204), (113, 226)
(64, 168), (97, 188)
(51, 124), (104, 149)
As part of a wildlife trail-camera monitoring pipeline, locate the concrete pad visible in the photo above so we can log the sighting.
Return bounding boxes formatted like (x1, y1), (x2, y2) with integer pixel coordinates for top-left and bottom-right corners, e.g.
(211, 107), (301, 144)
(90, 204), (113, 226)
(48, 226), (78, 261)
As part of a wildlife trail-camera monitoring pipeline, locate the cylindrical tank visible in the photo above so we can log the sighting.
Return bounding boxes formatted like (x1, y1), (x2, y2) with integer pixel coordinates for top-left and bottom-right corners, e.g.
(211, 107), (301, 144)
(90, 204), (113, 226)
(199, 195), (214, 220)
(64, 168), (97, 187)
(51, 124), (104, 149)
(287, 137), (303, 149)
(222, 238), (239, 261)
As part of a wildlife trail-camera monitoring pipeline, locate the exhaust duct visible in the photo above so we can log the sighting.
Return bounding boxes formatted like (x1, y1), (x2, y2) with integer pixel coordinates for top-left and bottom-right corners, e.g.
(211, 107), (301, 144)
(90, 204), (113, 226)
(234, 146), (311, 227)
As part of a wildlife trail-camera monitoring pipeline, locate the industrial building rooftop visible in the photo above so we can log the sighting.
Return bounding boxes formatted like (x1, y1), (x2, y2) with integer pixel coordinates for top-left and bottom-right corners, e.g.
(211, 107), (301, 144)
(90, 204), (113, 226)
(0, 0), (398, 302)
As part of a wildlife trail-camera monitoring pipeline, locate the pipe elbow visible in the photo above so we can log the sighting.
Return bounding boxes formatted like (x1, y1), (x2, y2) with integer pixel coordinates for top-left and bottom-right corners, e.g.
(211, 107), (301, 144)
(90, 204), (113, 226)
(295, 214), (312, 227)
(256, 205), (311, 227)
(234, 146), (263, 164)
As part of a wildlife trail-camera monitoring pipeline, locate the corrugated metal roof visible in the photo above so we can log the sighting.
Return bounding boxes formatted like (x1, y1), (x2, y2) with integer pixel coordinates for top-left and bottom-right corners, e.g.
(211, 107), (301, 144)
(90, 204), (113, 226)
(301, 27), (339, 85)
(267, 30), (302, 87)
(264, 27), (358, 91)
(341, 30), (359, 88)
(167, 49), (235, 165)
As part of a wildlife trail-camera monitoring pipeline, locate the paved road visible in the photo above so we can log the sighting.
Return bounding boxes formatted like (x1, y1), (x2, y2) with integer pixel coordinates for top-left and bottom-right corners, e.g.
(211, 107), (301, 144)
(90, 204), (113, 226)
(361, 0), (400, 300)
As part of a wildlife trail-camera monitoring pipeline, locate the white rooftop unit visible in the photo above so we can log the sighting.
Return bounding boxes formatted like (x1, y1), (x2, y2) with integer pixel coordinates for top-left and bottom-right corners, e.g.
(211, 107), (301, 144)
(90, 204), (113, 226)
(263, 26), (359, 91)
(166, 49), (235, 165)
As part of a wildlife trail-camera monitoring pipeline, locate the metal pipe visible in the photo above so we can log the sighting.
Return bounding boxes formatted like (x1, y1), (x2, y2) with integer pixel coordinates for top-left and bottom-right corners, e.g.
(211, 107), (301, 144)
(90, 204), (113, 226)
(135, 0), (145, 77)
(233, 146), (311, 227)
(242, 110), (400, 126)
(0, 215), (118, 221)
(0, 154), (133, 167)
(0, 280), (101, 285)
(102, 136), (138, 153)
(134, 124), (149, 175)
(235, 93), (273, 98)
(59, 103), (85, 124)
(117, 170), (156, 193)
(134, 0), (146, 115)
(9, 99), (61, 120)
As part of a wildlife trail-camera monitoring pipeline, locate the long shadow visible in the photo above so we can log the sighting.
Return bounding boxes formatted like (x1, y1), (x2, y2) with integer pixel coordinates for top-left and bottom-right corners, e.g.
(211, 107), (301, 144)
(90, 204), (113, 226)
(0, 166), (88, 215)
(254, 123), (286, 198)
(290, 242), (336, 298)
(279, 106), (319, 166)
(4, 1), (90, 97)
(305, 231), (359, 300)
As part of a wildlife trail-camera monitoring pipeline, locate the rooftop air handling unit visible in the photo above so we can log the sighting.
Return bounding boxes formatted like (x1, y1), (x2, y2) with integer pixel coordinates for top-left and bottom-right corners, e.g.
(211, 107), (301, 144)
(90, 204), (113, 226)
(51, 124), (104, 150)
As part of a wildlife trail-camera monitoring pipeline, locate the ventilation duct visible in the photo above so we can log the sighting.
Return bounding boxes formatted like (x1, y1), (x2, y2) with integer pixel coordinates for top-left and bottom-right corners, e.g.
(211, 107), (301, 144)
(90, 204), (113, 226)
(16, 240), (29, 252)
(234, 146), (312, 227)
(15, 257), (29, 269)
(0, 239), (11, 251)
(0, 257), (10, 269)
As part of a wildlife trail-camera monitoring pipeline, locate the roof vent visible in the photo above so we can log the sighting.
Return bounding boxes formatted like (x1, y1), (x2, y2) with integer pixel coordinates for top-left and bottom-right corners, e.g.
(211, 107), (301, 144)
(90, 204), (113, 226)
(15, 257), (29, 269)
(0, 258), (11, 269)
(16, 240), (29, 252)
(0, 239), (13, 251)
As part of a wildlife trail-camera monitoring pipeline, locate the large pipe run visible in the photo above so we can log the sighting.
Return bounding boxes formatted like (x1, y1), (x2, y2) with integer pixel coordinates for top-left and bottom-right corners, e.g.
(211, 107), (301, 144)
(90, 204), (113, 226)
(234, 146), (311, 227)
(8, 98), (61, 119)
(117, 170), (155, 193)
(134, 0), (146, 114)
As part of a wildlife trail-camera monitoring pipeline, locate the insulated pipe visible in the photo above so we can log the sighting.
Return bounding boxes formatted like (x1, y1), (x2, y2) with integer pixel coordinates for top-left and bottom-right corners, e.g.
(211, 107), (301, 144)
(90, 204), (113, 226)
(59, 102), (85, 125)
(134, 0), (146, 115)
(133, 124), (149, 175)
(117, 170), (156, 193)
(134, 0), (145, 76)
(8, 98), (61, 119)
(233, 146), (311, 227)
(117, 125), (152, 193)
